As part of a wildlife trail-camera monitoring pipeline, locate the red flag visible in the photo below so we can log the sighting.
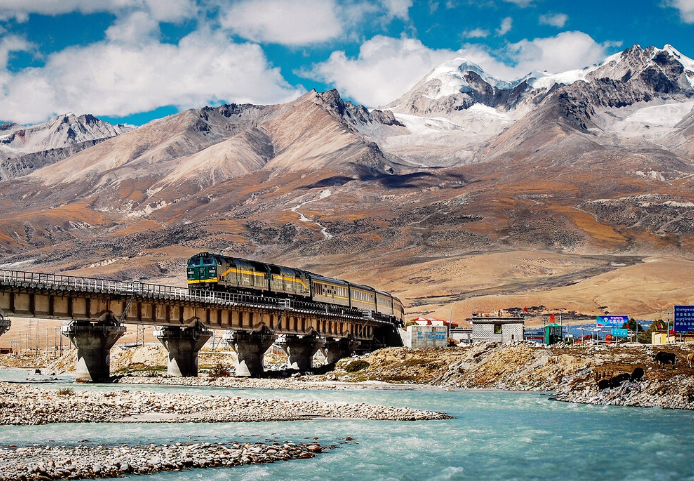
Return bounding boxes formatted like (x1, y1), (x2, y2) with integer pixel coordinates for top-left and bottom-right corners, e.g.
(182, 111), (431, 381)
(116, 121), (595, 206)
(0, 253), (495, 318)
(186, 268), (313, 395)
(523, 307), (529, 313)
(550, 314), (555, 323)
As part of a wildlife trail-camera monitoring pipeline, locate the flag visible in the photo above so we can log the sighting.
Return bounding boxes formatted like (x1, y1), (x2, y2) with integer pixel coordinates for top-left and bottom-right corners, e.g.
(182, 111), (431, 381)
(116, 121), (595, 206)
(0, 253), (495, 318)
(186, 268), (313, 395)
(550, 314), (555, 323)
(523, 307), (529, 313)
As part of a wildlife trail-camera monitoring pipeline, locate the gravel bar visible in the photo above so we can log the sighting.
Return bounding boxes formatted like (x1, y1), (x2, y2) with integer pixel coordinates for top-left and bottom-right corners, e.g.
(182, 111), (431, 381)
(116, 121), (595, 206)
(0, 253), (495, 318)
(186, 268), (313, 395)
(0, 382), (453, 425)
(0, 440), (330, 480)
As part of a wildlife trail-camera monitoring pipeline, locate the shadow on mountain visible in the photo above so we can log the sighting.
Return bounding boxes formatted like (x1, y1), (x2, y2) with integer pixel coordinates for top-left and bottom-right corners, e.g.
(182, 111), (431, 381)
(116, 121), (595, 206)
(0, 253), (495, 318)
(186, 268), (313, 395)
(375, 171), (468, 189)
(303, 176), (355, 189)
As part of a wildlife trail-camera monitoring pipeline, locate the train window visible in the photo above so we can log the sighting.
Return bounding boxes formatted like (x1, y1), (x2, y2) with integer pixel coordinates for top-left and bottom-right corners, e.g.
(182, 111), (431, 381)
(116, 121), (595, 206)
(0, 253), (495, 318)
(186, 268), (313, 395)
(203, 257), (215, 265)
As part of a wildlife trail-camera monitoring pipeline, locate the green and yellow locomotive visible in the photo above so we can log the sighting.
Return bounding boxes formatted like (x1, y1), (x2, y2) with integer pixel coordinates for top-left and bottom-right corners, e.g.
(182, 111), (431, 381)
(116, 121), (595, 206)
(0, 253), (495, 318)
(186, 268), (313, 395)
(186, 252), (404, 325)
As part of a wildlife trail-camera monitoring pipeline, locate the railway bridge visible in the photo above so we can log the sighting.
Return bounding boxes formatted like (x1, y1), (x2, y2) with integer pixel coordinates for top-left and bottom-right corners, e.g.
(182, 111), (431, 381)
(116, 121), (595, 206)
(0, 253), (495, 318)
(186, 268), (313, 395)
(0, 270), (401, 381)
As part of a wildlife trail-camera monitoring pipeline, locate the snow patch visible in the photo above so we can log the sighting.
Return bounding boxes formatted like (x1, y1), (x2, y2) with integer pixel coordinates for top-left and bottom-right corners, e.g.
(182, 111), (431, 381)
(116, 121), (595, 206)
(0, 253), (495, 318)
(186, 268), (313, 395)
(664, 201), (694, 208)
(127, 200), (169, 218)
(634, 171), (666, 181)
(393, 114), (465, 135)
(624, 101), (694, 127)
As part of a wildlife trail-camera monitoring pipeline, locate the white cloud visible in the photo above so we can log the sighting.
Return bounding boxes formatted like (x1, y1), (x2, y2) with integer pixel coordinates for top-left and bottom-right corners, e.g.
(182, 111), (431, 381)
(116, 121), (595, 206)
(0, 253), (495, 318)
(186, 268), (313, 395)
(463, 28), (489, 39)
(218, 0), (413, 46)
(496, 17), (513, 36)
(305, 35), (510, 107)
(0, 35), (32, 69)
(380, 0), (413, 20)
(219, 0), (343, 45)
(306, 31), (617, 108)
(0, 29), (303, 124)
(506, 31), (613, 74)
(0, 0), (196, 22)
(539, 13), (568, 28)
(105, 11), (161, 44)
(503, 0), (534, 6)
(665, 0), (694, 23)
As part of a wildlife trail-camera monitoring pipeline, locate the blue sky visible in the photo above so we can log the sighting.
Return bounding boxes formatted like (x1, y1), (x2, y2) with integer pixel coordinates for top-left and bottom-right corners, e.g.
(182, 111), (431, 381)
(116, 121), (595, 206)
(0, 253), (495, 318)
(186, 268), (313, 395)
(0, 0), (693, 125)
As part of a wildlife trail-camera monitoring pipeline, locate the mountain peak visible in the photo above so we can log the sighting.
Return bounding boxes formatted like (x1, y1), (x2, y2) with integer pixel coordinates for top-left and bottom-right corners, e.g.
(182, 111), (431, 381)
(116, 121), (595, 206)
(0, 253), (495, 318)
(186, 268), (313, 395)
(0, 112), (135, 166)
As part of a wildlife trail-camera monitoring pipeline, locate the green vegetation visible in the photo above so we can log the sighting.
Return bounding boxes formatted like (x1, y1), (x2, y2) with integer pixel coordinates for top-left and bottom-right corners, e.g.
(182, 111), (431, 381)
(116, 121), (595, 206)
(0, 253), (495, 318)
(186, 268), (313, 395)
(343, 360), (370, 372)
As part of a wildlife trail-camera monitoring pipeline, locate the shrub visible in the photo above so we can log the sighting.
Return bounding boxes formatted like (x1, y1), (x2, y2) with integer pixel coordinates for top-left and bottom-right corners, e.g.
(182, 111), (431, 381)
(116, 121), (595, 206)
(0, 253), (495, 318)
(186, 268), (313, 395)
(343, 360), (370, 372)
(209, 363), (231, 379)
(57, 388), (74, 396)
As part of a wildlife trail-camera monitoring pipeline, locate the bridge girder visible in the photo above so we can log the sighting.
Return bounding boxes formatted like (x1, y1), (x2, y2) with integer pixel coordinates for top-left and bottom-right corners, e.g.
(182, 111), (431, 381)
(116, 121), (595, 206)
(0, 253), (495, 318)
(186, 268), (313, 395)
(0, 281), (380, 341)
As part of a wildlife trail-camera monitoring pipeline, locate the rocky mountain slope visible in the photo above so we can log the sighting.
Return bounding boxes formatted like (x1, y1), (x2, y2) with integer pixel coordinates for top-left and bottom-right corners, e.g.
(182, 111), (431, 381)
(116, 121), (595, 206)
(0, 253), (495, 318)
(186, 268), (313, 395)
(0, 113), (133, 180)
(0, 45), (693, 320)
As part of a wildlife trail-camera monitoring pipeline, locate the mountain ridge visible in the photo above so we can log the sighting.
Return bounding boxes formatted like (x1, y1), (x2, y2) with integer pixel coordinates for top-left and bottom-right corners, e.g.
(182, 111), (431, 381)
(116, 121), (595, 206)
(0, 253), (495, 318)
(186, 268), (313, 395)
(0, 44), (692, 323)
(0, 113), (134, 180)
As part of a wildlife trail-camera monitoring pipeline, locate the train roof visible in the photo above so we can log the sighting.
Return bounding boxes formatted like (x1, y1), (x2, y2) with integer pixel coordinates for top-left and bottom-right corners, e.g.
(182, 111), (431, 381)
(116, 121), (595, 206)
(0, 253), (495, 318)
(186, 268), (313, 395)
(350, 282), (376, 293)
(309, 274), (349, 286)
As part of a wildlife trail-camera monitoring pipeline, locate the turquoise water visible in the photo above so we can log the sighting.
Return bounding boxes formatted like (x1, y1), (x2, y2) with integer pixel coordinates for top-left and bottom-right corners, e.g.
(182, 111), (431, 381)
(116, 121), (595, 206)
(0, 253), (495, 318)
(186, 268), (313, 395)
(2, 370), (694, 480)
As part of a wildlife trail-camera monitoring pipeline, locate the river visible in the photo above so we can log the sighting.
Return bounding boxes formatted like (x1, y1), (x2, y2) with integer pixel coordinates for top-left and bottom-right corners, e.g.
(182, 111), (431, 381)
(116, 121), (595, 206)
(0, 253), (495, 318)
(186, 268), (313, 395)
(1, 369), (693, 480)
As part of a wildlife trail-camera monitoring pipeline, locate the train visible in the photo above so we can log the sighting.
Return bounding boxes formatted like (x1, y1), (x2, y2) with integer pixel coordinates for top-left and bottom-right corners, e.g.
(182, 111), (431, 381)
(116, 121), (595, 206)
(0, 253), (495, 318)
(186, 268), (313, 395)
(186, 252), (404, 325)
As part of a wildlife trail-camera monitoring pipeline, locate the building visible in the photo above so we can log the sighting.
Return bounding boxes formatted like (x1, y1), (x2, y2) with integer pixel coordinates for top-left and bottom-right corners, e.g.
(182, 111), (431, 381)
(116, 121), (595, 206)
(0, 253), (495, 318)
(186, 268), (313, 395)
(449, 327), (472, 344)
(471, 315), (524, 344)
(652, 332), (676, 345)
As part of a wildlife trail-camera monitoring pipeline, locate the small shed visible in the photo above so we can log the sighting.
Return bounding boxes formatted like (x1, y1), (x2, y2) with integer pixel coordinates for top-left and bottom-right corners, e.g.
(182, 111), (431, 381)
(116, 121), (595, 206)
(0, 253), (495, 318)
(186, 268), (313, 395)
(544, 323), (563, 345)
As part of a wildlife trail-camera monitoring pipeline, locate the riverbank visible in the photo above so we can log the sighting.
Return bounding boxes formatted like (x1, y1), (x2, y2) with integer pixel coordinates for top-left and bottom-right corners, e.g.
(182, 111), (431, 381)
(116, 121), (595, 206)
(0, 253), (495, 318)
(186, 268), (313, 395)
(3, 342), (694, 410)
(95, 343), (694, 409)
(320, 342), (694, 410)
(0, 440), (334, 480)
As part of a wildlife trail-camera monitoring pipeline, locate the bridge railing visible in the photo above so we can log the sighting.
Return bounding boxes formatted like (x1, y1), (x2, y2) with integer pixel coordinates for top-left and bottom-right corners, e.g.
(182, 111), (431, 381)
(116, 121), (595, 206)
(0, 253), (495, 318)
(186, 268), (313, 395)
(0, 269), (377, 321)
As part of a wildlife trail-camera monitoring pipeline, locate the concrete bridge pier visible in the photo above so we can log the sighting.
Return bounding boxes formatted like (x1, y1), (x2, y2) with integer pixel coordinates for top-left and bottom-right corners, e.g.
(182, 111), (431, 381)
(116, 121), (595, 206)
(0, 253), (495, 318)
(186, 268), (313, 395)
(278, 333), (325, 371)
(155, 321), (212, 377)
(323, 337), (360, 364)
(61, 319), (126, 382)
(0, 314), (10, 337)
(224, 328), (276, 377)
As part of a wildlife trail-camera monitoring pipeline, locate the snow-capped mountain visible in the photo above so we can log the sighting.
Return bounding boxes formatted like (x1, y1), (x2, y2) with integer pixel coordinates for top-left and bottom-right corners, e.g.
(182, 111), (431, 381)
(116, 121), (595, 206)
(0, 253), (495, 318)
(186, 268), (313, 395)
(0, 113), (133, 153)
(0, 113), (134, 180)
(386, 44), (694, 118)
(375, 44), (694, 167)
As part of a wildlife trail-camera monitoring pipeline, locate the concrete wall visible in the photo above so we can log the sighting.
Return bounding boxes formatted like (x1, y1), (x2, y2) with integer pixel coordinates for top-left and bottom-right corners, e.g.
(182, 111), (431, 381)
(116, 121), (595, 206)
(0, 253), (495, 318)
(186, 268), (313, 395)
(472, 323), (501, 343)
(502, 323), (524, 343)
(406, 325), (447, 348)
(449, 328), (472, 344)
